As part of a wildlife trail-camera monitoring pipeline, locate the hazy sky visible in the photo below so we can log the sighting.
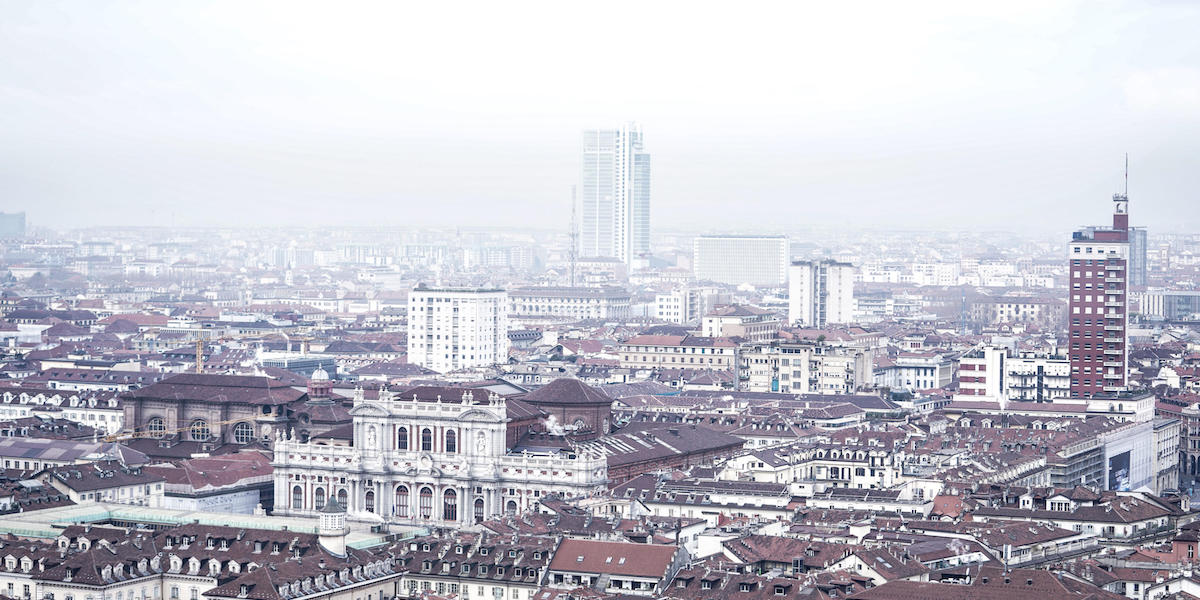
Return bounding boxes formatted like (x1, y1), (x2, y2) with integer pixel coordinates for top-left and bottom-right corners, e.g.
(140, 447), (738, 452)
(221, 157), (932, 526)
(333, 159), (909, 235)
(2, 1), (1198, 233)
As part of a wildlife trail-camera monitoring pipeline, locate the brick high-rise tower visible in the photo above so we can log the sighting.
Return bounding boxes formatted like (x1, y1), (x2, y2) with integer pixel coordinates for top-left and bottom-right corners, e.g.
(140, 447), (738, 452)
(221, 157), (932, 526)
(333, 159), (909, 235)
(1067, 189), (1129, 398)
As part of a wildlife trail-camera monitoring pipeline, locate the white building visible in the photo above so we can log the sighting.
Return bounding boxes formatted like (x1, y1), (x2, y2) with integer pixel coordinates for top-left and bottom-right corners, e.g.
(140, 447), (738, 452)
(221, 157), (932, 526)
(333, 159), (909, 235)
(272, 387), (608, 528)
(957, 346), (1071, 403)
(508, 286), (632, 321)
(788, 260), (856, 327)
(580, 124), (651, 267)
(407, 287), (509, 373)
(655, 286), (729, 325)
(692, 235), (789, 286)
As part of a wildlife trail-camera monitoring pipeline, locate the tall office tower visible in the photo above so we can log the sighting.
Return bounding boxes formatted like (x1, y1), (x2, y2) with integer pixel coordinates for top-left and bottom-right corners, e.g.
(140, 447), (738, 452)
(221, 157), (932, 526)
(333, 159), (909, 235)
(788, 260), (856, 327)
(580, 124), (650, 266)
(1068, 192), (1130, 398)
(407, 286), (509, 373)
(692, 235), (789, 286)
(0, 212), (26, 238)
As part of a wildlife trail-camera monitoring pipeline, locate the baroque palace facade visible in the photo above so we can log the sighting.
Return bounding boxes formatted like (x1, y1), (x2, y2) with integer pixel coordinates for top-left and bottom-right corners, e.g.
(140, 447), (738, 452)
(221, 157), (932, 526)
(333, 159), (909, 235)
(272, 386), (609, 528)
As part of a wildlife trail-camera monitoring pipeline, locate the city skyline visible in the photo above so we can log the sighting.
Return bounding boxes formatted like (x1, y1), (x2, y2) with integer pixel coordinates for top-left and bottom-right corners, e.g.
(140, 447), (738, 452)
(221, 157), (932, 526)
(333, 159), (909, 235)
(2, 2), (1197, 233)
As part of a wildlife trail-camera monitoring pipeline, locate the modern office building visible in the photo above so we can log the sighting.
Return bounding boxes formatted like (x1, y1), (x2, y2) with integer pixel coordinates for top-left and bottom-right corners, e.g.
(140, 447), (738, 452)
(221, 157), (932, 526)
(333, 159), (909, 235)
(1067, 191), (1130, 397)
(579, 124), (650, 266)
(692, 235), (789, 286)
(788, 260), (856, 327)
(407, 286), (509, 373)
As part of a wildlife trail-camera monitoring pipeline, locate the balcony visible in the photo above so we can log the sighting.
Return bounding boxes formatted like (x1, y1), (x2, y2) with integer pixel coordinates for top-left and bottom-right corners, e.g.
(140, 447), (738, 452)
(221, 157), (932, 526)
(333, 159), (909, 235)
(1103, 385), (1125, 392)
(1104, 325), (1123, 331)
(1104, 337), (1123, 344)
(1104, 264), (1124, 271)
(1105, 301), (1123, 307)
(1104, 361), (1122, 367)
(1103, 348), (1122, 355)
(1103, 372), (1122, 380)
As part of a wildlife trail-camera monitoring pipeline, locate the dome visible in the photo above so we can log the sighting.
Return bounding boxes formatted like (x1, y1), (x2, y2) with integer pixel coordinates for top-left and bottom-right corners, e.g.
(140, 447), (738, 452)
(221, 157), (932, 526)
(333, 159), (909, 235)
(310, 366), (330, 381)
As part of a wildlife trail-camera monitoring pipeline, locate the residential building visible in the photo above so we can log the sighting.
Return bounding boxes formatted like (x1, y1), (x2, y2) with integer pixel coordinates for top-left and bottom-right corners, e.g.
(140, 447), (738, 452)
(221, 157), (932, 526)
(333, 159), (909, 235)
(1068, 191), (1130, 397)
(957, 347), (1071, 403)
(874, 352), (954, 392)
(508, 286), (631, 321)
(407, 286), (509, 373)
(618, 335), (739, 370)
(580, 124), (651, 266)
(700, 305), (781, 341)
(692, 235), (788, 286)
(739, 341), (872, 395)
(788, 261), (856, 327)
(654, 287), (729, 325)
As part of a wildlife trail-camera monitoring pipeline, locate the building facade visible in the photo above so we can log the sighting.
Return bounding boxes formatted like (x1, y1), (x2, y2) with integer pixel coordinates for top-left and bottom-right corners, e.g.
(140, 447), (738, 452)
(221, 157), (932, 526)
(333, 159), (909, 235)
(407, 287), (509, 373)
(508, 286), (631, 321)
(739, 341), (872, 395)
(692, 235), (789, 287)
(272, 387), (608, 528)
(788, 261), (856, 327)
(580, 125), (651, 266)
(1067, 192), (1130, 397)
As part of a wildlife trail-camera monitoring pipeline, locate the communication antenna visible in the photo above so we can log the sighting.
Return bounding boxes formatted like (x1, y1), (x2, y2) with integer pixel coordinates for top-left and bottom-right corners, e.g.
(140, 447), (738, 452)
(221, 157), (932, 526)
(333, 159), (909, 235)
(1124, 153), (1128, 197)
(568, 185), (579, 287)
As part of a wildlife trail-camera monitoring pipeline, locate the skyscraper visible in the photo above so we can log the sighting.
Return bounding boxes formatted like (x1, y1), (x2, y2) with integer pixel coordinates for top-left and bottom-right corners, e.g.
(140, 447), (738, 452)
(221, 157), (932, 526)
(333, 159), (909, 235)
(1067, 192), (1130, 398)
(579, 124), (650, 266)
(788, 260), (857, 327)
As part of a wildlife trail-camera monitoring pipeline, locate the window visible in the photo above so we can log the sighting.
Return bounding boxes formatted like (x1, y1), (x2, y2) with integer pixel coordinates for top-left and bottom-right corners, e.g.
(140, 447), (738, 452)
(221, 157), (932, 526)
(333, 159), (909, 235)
(337, 488), (348, 508)
(233, 422), (254, 444)
(419, 487), (433, 519)
(314, 488), (326, 510)
(291, 486), (303, 509)
(190, 419), (210, 442)
(444, 489), (457, 521)
(364, 491), (375, 513)
(147, 417), (165, 438)
(446, 430), (457, 453)
(395, 485), (409, 518)
(474, 498), (485, 522)
(398, 427), (409, 450)
(421, 428), (433, 452)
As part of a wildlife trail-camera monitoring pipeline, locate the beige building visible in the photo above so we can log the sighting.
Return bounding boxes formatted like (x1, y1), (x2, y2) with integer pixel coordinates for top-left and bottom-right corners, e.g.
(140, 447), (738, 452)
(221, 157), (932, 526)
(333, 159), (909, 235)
(700, 305), (781, 342)
(619, 335), (738, 370)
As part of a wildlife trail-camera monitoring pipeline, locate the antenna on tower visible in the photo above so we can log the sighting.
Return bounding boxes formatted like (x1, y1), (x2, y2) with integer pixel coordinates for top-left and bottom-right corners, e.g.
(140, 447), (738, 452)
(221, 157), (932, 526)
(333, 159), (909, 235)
(1124, 152), (1128, 197)
(568, 185), (579, 287)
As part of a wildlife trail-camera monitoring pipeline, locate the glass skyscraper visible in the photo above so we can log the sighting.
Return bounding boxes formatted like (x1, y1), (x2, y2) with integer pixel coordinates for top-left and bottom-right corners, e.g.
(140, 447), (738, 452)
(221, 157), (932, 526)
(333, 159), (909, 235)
(579, 124), (650, 266)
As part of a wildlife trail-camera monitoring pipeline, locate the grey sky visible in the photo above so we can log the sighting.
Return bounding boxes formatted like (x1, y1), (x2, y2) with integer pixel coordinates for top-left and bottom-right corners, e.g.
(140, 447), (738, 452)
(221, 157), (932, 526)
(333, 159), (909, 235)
(2, 1), (1197, 233)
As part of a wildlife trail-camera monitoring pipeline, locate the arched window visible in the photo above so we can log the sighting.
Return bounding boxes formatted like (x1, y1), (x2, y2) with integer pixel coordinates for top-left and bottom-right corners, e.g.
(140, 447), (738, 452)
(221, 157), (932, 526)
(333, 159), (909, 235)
(364, 491), (375, 513)
(443, 489), (457, 521)
(147, 417), (165, 438)
(336, 488), (347, 508)
(419, 487), (433, 519)
(421, 428), (433, 452)
(190, 419), (210, 442)
(291, 486), (303, 510)
(505, 500), (517, 516)
(474, 498), (485, 523)
(233, 422), (254, 444)
(398, 427), (409, 450)
(394, 486), (409, 518)
(445, 430), (457, 453)
(314, 488), (326, 510)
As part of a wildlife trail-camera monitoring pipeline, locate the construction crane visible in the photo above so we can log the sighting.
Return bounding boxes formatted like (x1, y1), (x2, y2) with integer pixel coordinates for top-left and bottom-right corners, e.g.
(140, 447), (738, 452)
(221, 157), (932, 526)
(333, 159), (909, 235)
(104, 416), (252, 443)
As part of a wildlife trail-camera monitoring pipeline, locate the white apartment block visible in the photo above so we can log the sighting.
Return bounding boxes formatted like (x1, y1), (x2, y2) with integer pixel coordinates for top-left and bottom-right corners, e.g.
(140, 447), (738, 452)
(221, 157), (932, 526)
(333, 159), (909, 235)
(788, 260), (856, 327)
(655, 286), (729, 325)
(692, 235), (789, 286)
(874, 352), (955, 392)
(407, 287), (509, 373)
(739, 341), (872, 395)
(958, 346), (1071, 403)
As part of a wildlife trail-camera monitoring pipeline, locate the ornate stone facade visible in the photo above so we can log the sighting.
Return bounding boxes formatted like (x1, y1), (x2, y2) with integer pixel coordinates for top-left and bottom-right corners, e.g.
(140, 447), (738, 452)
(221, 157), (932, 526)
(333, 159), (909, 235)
(272, 387), (607, 528)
